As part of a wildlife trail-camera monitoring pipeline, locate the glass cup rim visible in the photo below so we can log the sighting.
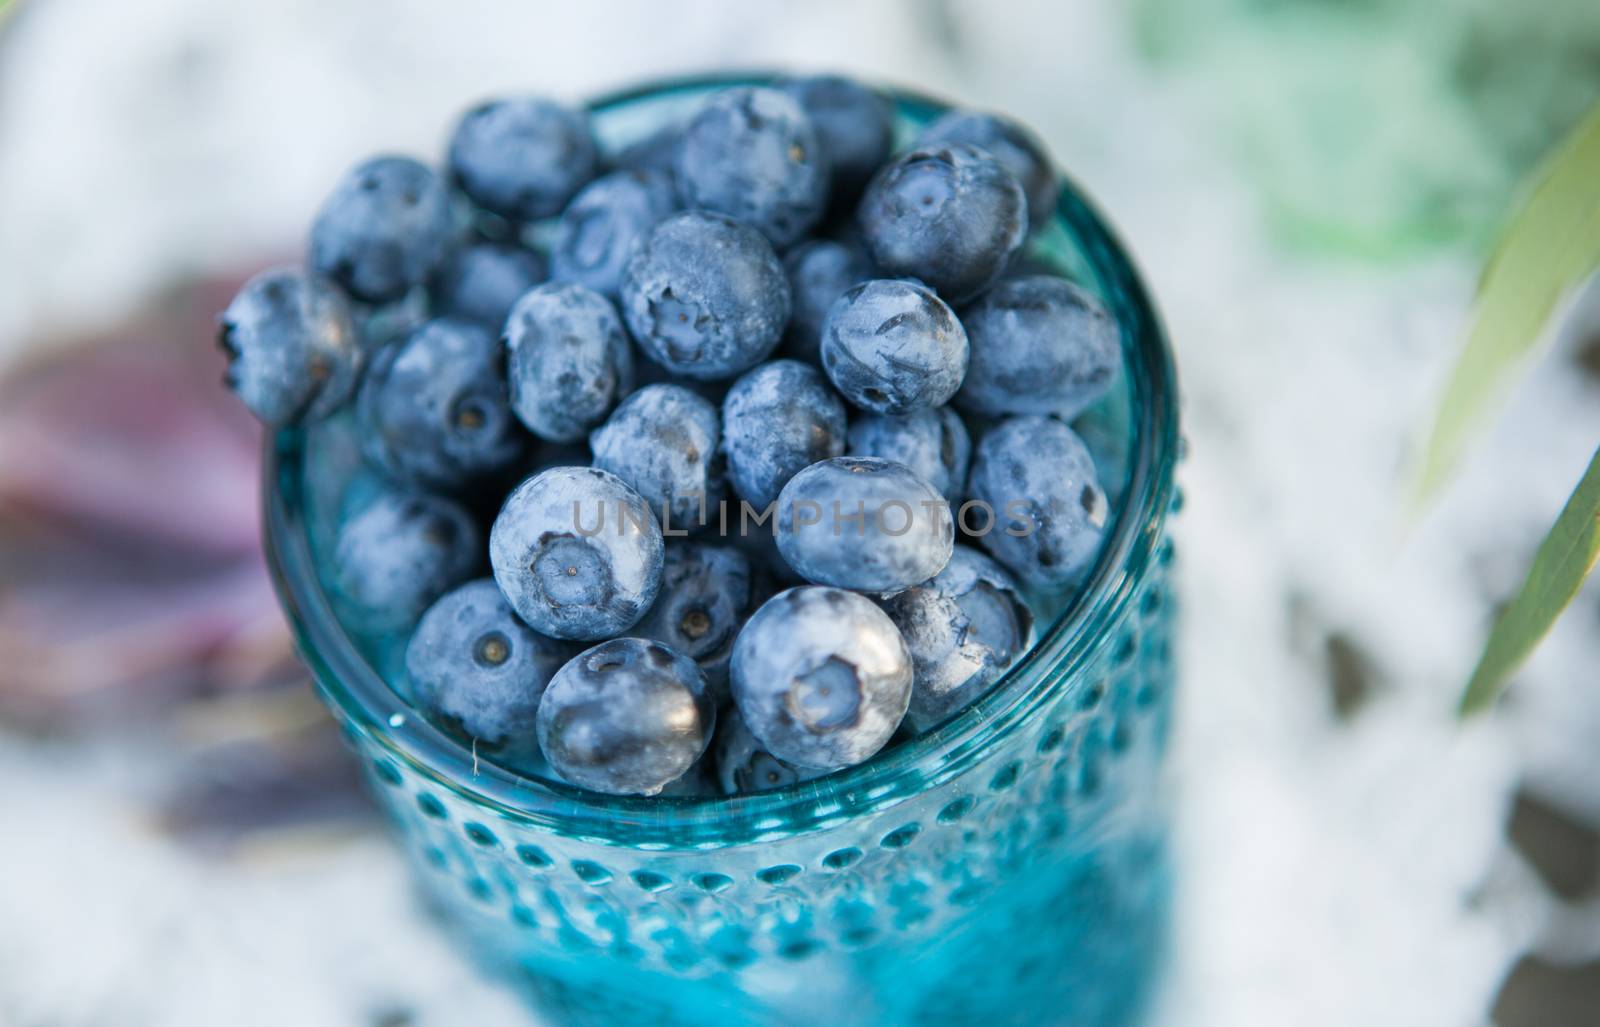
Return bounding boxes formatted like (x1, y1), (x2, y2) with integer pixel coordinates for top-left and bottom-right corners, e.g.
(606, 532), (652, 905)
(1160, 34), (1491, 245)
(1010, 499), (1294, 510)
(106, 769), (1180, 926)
(262, 71), (1180, 849)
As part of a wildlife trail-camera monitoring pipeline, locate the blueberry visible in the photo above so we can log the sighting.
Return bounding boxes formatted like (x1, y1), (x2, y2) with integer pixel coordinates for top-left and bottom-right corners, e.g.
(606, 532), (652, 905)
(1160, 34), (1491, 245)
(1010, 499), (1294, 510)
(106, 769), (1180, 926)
(857, 143), (1026, 303)
(956, 275), (1119, 420)
(218, 267), (361, 426)
(730, 586), (912, 771)
(712, 704), (824, 795)
(881, 547), (1034, 732)
(775, 456), (954, 595)
(847, 406), (971, 504)
(609, 121), (684, 177)
(780, 75), (894, 208)
(536, 638), (715, 795)
(676, 87), (827, 249)
(620, 211), (790, 381)
(966, 416), (1109, 588)
(589, 384), (722, 532)
(820, 279), (969, 414)
(489, 467), (664, 641)
(447, 98), (598, 222)
(430, 242), (547, 327)
(331, 484), (480, 634)
(357, 318), (526, 489)
(404, 579), (574, 771)
(309, 156), (453, 304)
(504, 283), (635, 444)
(549, 169), (677, 299)
(630, 543), (753, 699)
(918, 111), (1057, 228)
(782, 238), (875, 363)
(721, 360), (848, 510)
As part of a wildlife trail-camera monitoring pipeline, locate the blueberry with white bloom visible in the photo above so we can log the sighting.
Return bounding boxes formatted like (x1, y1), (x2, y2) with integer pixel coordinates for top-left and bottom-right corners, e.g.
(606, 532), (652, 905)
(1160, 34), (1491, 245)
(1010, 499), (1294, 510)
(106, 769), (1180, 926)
(620, 211), (790, 380)
(881, 547), (1034, 732)
(504, 283), (634, 443)
(783, 238), (875, 363)
(537, 638), (715, 795)
(776, 456), (954, 594)
(218, 267), (361, 426)
(630, 543), (753, 699)
(489, 467), (664, 640)
(821, 279), (969, 414)
(721, 360), (848, 509)
(780, 74), (894, 207)
(447, 98), (598, 222)
(404, 579), (574, 771)
(857, 143), (1027, 303)
(966, 416), (1109, 588)
(550, 168), (678, 298)
(676, 87), (828, 249)
(713, 704), (824, 795)
(310, 156), (453, 303)
(430, 242), (547, 327)
(847, 406), (971, 504)
(956, 275), (1119, 420)
(331, 484), (480, 634)
(357, 318), (526, 489)
(730, 586), (912, 771)
(589, 384), (722, 531)
(918, 110), (1057, 228)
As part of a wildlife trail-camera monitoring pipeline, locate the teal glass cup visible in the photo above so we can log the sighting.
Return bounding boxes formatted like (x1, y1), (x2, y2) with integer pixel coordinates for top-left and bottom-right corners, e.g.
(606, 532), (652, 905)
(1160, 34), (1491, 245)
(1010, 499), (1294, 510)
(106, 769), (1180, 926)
(265, 74), (1181, 1027)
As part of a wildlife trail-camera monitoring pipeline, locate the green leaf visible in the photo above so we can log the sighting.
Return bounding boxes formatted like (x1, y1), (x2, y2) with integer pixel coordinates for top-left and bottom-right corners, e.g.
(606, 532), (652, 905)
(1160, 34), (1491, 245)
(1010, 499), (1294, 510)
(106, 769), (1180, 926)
(1412, 104), (1600, 510)
(1460, 445), (1600, 716)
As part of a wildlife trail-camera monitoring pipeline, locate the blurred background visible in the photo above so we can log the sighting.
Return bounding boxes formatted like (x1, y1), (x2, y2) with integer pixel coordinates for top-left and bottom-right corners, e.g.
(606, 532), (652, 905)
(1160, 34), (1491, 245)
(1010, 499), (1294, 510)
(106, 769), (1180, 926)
(1, 1), (1598, 1024)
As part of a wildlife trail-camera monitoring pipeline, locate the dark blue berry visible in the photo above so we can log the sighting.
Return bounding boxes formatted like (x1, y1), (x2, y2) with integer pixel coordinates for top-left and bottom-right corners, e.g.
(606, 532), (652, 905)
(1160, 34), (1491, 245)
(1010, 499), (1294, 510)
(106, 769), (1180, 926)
(310, 156), (453, 303)
(589, 384), (722, 531)
(847, 406), (971, 504)
(620, 211), (790, 380)
(782, 237), (875, 363)
(504, 283), (634, 444)
(609, 121), (684, 177)
(488, 467), (664, 641)
(820, 279), (969, 414)
(730, 586), (912, 771)
(430, 242), (547, 328)
(331, 484), (480, 634)
(549, 169), (677, 298)
(218, 267), (361, 425)
(780, 75), (894, 207)
(537, 638), (715, 795)
(447, 98), (598, 222)
(918, 111), (1057, 228)
(721, 360), (848, 509)
(630, 543), (753, 699)
(713, 704), (823, 794)
(676, 87), (828, 249)
(857, 143), (1026, 303)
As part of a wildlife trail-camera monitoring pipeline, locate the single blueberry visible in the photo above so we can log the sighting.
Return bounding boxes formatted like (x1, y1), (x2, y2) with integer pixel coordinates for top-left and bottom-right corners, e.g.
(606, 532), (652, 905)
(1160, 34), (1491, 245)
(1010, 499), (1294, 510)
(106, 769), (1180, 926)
(881, 547), (1035, 732)
(730, 586), (912, 771)
(331, 484), (480, 635)
(676, 87), (828, 249)
(918, 110), (1057, 228)
(430, 242), (548, 327)
(405, 579), (574, 772)
(447, 98), (598, 222)
(357, 318), (526, 489)
(780, 74), (894, 208)
(966, 416), (1109, 588)
(847, 406), (971, 504)
(620, 211), (790, 381)
(218, 267), (362, 426)
(820, 279), (969, 414)
(713, 704), (824, 795)
(549, 168), (678, 298)
(589, 384), (723, 532)
(782, 237), (875, 363)
(504, 283), (635, 444)
(721, 360), (848, 510)
(309, 156), (453, 304)
(537, 638), (715, 795)
(630, 543), (754, 700)
(608, 120), (684, 177)
(488, 466), (664, 641)
(775, 456), (954, 595)
(956, 274), (1120, 420)
(857, 143), (1026, 303)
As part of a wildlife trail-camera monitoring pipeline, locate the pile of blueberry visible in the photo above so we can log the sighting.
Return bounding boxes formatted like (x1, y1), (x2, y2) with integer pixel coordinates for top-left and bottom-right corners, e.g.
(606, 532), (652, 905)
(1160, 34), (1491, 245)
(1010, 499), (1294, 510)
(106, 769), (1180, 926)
(220, 75), (1122, 797)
